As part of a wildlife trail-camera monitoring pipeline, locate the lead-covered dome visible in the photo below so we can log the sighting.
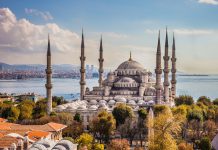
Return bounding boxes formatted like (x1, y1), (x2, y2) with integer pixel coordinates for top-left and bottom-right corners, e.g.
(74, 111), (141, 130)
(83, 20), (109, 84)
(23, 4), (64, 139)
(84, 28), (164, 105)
(117, 59), (144, 70)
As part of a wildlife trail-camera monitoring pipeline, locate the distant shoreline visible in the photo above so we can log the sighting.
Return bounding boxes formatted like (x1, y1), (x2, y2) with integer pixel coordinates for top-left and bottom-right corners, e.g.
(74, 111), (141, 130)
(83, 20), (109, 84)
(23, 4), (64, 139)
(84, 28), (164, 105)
(178, 74), (209, 77)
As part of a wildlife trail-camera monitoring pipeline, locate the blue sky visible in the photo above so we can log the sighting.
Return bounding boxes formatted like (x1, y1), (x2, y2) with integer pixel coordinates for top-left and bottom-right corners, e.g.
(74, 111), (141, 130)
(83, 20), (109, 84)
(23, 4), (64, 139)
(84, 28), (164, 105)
(0, 0), (218, 73)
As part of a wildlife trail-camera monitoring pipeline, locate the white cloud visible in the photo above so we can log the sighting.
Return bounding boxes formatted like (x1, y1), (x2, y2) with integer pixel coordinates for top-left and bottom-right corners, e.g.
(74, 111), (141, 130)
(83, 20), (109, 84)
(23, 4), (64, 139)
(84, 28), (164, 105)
(173, 29), (213, 35)
(145, 28), (217, 35)
(0, 8), (80, 54)
(198, 0), (218, 5)
(25, 8), (53, 21)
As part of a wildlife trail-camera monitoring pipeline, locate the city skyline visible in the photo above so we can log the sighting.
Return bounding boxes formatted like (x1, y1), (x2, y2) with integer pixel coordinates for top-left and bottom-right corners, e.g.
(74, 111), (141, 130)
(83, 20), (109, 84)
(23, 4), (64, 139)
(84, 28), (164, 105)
(0, 0), (218, 73)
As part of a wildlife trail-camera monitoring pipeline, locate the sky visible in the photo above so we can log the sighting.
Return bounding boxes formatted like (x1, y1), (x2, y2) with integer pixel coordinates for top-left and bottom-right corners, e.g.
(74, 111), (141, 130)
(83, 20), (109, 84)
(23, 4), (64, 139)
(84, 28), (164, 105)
(0, 0), (218, 74)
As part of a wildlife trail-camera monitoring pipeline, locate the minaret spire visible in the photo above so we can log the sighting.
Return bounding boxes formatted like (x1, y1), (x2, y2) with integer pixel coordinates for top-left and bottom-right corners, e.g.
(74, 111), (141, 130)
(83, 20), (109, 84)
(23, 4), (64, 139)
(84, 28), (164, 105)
(163, 27), (170, 103)
(129, 51), (132, 61)
(155, 30), (162, 104)
(171, 33), (177, 100)
(80, 29), (86, 100)
(45, 34), (52, 115)
(98, 35), (104, 87)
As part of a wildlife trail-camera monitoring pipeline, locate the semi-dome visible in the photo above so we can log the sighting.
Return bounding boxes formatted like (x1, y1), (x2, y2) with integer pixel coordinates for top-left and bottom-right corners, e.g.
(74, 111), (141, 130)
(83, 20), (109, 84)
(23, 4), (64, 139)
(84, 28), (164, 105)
(117, 59), (144, 70)
(117, 77), (136, 83)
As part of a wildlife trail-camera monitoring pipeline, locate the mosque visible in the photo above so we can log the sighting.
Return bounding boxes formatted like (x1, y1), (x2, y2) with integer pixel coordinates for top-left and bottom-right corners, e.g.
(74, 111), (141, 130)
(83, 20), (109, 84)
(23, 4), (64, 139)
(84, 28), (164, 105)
(45, 29), (177, 128)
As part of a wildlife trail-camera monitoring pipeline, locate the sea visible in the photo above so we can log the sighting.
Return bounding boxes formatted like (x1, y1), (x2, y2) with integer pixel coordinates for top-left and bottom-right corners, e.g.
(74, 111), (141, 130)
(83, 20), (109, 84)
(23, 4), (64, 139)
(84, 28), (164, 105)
(0, 75), (218, 101)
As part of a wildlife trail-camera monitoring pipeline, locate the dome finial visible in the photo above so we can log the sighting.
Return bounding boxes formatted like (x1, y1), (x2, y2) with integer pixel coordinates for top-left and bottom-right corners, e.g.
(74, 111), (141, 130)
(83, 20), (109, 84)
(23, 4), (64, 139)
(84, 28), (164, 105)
(129, 51), (132, 61)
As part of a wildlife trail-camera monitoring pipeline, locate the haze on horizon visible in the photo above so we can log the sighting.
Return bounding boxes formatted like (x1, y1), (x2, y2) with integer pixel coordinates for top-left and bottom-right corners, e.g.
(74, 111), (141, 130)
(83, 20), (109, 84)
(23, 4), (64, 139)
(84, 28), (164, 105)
(0, 0), (218, 74)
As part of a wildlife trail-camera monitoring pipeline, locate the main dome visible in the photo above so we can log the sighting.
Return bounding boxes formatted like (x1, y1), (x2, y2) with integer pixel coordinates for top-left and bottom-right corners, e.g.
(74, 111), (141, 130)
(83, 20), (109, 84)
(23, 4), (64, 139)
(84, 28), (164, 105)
(117, 59), (145, 70)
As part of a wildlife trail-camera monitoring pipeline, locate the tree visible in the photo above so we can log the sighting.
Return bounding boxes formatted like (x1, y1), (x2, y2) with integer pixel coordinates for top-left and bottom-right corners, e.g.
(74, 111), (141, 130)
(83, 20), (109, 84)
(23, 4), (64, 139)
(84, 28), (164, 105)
(148, 106), (182, 150)
(93, 143), (104, 150)
(7, 106), (20, 122)
(33, 99), (47, 119)
(178, 142), (193, 150)
(202, 120), (216, 140)
(154, 105), (168, 115)
(213, 98), (218, 105)
(175, 95), (194, 106)
(118, 117), (138, 146)
(76, 133), (94, 150)
(74, 112), (81, 122)
(90, 110), (116, 143)
(63, 120), (84, 139)
(187, 106), (203, 140)
(198, 137), (211, 150)
(112, 103), (133, 127)
(197, 96), (211, 106)
(137, 108), (147, 147)
(107, 139), (130, 150)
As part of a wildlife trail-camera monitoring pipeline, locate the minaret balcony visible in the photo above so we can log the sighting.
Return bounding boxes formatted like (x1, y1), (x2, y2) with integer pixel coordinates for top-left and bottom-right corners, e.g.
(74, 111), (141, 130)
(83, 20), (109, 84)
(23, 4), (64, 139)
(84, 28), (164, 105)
(45, 84), (53, 89)
(80, 81), (86, 85)
(163, 56), (170, 61)
(80, 69), (86, 73)
(171, 69), (177, 73)
(45, 69), (52, 74)
(155, 69), (162, 74)
(171, 58), (177, 62)
(98, 58), (104, 62)
(171, 80), (177, 84)
(80, 56), (86, 61)
(163, 69), (170, 73)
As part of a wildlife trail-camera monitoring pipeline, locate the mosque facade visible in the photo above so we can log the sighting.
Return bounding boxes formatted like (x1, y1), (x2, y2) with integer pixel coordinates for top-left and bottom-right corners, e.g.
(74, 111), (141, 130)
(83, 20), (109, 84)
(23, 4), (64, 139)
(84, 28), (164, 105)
(50, 29), (177, 128)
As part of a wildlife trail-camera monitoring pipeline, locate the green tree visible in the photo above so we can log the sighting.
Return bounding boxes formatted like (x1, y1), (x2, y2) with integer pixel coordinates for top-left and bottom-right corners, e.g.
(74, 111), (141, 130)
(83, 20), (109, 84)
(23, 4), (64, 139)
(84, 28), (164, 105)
(175, 95), (194, 106)
(213, 98), (218, 105)
(112, 103), (133, 126)
(198, 137), (211, 150)
(137, 108), (148, 147)
(74, 112), (81, 122)
(90, 110), (116, 143)
(197, 96), (211, 106)
(33, 99), (47, 119)
(7, 106), (20, 122)
(63, 120), (83, 139)
(154, 105), (168, 115)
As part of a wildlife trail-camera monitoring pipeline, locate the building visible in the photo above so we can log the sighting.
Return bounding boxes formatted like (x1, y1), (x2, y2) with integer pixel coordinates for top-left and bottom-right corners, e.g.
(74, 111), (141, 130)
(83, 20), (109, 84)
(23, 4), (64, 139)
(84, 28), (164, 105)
(0, 121), (67, 149)
(55, 29), (177, 128)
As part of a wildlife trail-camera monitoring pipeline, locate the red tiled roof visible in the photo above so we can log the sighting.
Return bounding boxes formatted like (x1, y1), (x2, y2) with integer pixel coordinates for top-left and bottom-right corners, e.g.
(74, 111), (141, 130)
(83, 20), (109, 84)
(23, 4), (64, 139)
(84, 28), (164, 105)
(47, 122), (67, 131)
(27, 130), (50, 141)
(0, 136), (19, 148)
(0, 118), (7, 123)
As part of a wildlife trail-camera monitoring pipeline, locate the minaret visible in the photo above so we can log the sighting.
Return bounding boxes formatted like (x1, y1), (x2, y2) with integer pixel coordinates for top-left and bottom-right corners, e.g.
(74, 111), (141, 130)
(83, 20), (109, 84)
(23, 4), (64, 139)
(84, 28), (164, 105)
(171, 33), (177, 100)
(98, 36), (104, 87)
(163, 28), (170, 103)
(129, 51), (132, 61)
(45, 35), (52, 115)
(155, 31), (162, 104)
(80, 30), (86, 100)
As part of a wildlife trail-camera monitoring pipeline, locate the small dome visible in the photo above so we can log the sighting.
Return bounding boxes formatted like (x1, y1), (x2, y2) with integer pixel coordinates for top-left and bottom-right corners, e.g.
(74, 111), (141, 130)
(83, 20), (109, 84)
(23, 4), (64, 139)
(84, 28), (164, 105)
(98, 103), (108, 109)
(57, 105), (65, 110)
(128, 100), (136, 105)
(148, 100), (154, 105)
(108, 100), (116, 105)
(89, 105), (98, 110)
(77, 105), (86, 110)
(56, 140), (76, 150)
(90, 100), (97, 105)
(115, 97), (127, 103)
(117, 59), (144, 70)
(99, 100), (107, 104)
